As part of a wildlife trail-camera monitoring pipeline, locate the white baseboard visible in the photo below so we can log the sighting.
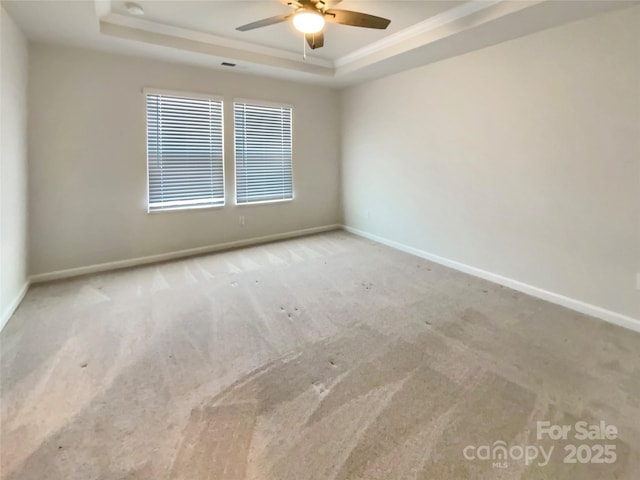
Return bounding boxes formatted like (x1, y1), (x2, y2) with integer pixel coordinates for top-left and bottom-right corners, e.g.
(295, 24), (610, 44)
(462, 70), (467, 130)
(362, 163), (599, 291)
(1, 280), (30, 332)
(30, 224), (341, 283)
(18, 223), (640, 334)
(343, 225), (640, 334)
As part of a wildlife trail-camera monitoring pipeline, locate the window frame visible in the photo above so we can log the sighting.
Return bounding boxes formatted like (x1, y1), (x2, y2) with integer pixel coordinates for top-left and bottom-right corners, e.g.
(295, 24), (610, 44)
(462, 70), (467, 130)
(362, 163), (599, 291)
(233, 97), (294, 206)
(143, 87), (226, 214)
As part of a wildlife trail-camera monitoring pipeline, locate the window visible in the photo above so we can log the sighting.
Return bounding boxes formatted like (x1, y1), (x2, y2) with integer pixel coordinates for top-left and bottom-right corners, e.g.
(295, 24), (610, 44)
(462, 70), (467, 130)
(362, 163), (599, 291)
(145, 90), (224, 212)
(234, 101), (293, 204)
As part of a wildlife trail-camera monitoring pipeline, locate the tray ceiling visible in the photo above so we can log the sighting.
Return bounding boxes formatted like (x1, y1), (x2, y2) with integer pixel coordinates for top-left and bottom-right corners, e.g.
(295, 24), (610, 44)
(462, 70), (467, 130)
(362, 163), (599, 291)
(3, 0), (637, 87)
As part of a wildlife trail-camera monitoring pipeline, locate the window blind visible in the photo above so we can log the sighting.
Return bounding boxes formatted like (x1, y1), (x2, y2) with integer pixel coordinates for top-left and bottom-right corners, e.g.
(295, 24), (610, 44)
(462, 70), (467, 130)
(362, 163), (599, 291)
(234, 101), (293, 204)
(146, 92), (224, 212)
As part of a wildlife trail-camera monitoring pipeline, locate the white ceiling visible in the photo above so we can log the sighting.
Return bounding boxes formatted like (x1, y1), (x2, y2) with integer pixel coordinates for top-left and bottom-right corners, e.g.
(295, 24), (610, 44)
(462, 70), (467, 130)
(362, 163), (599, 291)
(108, 1), (465, 61)
(3, 0), (638, 87)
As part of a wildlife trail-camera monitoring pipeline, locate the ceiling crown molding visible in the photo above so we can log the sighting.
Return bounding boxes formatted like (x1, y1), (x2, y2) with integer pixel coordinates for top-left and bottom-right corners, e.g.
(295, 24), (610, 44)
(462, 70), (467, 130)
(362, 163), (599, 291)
(334, 0), (503, 68)
(100, 12), (333, 69)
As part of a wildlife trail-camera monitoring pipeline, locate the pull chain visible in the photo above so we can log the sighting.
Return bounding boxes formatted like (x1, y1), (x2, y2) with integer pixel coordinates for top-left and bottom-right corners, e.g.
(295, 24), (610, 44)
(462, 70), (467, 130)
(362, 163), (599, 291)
(303, 34), (307, 60)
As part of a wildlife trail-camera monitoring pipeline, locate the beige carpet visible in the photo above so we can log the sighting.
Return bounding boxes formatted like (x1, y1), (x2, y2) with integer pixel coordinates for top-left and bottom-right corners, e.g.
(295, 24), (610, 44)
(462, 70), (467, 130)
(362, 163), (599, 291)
(1, 231), (639, 479)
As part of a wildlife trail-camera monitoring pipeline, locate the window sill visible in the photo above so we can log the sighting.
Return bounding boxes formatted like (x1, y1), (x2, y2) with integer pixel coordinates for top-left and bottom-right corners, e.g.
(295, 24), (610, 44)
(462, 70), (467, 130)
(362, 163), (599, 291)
(235, 198), (294, 207)
(147, 203), (225, 214)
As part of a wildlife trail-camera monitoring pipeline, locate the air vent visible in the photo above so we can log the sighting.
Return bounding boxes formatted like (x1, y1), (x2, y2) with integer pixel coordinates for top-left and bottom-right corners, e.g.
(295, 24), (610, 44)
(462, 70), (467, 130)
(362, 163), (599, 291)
(221, 62), (237, 67)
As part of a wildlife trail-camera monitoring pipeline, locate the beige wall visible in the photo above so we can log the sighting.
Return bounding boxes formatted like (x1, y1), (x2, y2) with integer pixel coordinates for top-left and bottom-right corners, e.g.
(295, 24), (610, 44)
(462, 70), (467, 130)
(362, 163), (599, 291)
(341, 7), (640, 319)
(1, 8), (29, 327)
(28, 45), (341, 275)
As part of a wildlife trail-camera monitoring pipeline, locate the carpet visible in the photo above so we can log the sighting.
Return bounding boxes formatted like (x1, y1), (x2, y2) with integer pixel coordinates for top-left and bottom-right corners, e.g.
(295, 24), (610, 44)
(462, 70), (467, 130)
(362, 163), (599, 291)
(1, 231), (639, 479)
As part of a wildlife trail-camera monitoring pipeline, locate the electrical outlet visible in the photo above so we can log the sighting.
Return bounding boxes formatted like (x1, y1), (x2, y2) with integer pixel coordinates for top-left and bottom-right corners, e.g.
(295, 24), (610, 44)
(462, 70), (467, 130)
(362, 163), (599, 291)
(239, 215), (245, 226)
(365, 210), (371, 219)
(636, 273), (640, 290)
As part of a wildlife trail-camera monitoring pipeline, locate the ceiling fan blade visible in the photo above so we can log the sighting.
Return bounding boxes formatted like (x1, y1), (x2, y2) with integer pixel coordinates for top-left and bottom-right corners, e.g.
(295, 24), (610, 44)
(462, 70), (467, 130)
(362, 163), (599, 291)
(315, 0), (342, 7)
(236, 14), (291, 32)
(324, 9), (391, 29)
(278, 0), (302, 7)
(305, 31), (324, 49)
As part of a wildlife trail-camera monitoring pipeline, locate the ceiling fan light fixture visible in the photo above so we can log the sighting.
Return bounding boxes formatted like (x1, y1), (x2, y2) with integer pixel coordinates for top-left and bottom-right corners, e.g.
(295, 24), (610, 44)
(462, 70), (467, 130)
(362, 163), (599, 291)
(293, 11), (325, 34)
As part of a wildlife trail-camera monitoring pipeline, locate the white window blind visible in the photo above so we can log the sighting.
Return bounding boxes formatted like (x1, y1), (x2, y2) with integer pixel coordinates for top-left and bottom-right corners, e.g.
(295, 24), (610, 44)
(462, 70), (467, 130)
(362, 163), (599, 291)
(146, 91), (224, 212)
(234, 101), (293, 204)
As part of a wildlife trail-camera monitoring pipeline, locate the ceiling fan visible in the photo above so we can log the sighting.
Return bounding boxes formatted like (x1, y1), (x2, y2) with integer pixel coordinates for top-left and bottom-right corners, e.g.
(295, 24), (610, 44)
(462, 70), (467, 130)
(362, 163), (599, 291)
(236, 0), (391, 51)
